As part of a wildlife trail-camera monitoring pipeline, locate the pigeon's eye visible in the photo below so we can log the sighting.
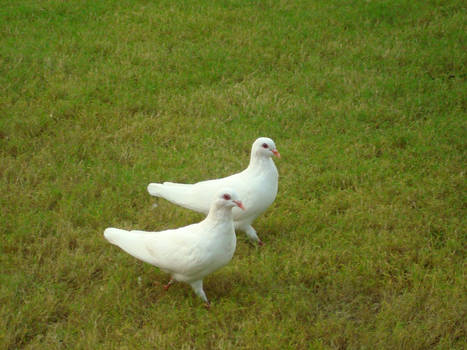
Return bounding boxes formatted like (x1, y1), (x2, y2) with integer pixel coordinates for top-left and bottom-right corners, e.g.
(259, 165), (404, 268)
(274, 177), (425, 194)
(223, 194), (231, 200)
(262, 143), (268, 148)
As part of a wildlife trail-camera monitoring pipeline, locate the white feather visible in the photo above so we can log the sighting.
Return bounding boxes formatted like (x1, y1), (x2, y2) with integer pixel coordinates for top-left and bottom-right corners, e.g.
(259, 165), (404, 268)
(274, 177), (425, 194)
(147, 137), (280, 244)
(104, 188), (241, 305)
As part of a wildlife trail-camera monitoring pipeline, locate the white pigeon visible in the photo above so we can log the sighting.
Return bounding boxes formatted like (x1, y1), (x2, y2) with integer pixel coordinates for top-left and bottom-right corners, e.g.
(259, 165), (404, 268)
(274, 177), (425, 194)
(147, 137), (280, 246)
(104, 188), (244, 307)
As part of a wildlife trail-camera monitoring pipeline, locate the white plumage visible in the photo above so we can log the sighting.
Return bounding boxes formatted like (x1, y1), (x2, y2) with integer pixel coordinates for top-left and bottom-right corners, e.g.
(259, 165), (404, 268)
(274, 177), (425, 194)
(147, 137), (280, 245)
(104, 188), (244, 307)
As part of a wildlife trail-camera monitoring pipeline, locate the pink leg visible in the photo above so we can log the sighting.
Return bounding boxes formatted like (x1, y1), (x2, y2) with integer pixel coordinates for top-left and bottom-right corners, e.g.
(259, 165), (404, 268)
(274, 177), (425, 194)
(163, 279), (174, 291)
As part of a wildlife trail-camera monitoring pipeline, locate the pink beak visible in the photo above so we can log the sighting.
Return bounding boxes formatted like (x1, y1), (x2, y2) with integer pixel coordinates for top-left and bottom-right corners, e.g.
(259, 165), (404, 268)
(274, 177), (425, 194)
(233, 200), (245, 210)
(272, 149), (281, 158)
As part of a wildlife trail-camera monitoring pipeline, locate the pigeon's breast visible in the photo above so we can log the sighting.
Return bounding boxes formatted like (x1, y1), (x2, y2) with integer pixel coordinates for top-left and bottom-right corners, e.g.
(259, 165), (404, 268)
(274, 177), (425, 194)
(182, 228), (236, 282)
(233, 168), (278, 220)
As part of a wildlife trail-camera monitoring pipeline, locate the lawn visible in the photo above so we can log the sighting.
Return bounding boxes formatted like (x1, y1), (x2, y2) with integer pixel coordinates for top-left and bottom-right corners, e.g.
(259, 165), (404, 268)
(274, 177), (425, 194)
(1, 0), (466, 348)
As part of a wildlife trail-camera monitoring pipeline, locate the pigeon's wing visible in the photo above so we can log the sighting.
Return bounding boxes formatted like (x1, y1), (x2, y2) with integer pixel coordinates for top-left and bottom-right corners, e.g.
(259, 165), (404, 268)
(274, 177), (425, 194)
(105, 223), (208, 274)
(147, 172), (244, 214)
(141, 223), (208, 274)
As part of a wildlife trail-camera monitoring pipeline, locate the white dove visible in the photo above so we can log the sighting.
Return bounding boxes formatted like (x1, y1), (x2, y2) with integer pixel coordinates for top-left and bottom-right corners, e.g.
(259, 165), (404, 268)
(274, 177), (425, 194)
(147, 137), (280, 246)
(104, 188), (244, 307)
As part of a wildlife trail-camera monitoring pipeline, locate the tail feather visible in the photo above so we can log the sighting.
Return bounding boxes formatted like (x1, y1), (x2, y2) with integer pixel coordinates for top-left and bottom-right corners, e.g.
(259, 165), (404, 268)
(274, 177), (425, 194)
(147, 182), (210, 213)
(104, 228), (155, 265)
(147, 183), (163, 197)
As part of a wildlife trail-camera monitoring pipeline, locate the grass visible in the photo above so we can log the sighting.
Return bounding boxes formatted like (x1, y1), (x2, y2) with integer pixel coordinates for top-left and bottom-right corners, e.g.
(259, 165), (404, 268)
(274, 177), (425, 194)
(1, 0), (466, 348)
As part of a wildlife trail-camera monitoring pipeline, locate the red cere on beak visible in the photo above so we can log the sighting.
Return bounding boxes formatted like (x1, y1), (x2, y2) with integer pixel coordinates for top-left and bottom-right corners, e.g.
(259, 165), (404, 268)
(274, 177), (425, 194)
(233, 200), (245, 210)
(272, 149), (281, 158)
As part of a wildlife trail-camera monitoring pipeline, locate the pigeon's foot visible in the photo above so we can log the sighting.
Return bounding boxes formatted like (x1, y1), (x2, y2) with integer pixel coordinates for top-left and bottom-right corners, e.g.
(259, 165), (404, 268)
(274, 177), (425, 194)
(163, 279), (174, 291)
(204, 301), (211, 310)
(258, 240), (265, 246)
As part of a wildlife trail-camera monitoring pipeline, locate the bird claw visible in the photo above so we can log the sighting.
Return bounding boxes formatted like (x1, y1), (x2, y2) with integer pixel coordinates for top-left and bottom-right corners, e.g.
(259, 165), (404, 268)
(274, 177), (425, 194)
(204, 302), (211, 310)
(163, 280), (174, 291)
(258, 240), (264, 246)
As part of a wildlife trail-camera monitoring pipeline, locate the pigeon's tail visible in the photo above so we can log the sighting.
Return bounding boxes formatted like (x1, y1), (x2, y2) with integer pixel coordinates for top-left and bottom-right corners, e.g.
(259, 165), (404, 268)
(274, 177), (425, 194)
(147, 183), (165, 197)
(147, 182), (209, 213)
(104, 228), (154, 264)
(104, 227), (126, 245)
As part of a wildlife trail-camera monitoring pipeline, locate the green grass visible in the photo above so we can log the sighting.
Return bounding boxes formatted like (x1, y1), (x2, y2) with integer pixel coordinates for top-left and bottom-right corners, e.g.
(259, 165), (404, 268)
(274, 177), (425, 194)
(1, 0), (466, 348)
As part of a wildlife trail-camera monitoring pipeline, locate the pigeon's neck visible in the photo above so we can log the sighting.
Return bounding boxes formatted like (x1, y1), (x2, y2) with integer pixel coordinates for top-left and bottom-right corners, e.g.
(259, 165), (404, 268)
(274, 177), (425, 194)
(247, 153), (275, 173)
(205, 205), (234, 224)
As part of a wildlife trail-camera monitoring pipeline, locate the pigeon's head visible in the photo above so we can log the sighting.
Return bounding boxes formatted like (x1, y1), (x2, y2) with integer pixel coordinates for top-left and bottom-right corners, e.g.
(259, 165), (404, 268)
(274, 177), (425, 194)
(252, 137), (280, 158)
(215, 188), (245, 210)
